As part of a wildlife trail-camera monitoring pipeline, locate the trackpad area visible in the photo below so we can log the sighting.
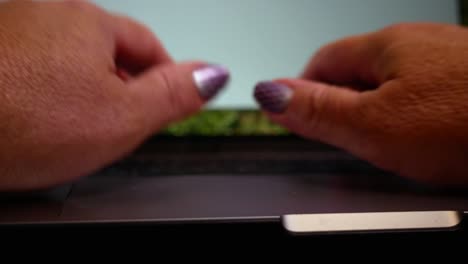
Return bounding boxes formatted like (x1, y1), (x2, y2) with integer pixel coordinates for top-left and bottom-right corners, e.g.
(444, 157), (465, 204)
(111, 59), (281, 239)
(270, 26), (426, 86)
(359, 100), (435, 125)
(62, 172), (468, 223)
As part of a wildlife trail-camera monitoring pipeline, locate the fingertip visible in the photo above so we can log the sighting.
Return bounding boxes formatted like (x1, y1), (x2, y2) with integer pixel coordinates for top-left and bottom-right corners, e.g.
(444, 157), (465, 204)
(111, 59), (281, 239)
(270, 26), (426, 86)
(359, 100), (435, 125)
(254, 81), (294, 114)
(254, 78), (365, 147)
(126, 61), (231, 131)
(193, 64), (231, 101)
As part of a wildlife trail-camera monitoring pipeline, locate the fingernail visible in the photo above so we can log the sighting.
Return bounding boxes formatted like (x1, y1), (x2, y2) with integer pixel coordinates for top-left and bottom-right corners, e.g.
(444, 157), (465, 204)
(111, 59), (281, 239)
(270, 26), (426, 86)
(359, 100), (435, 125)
(193, 65), (230, 100)
(254, 81), (293, 114)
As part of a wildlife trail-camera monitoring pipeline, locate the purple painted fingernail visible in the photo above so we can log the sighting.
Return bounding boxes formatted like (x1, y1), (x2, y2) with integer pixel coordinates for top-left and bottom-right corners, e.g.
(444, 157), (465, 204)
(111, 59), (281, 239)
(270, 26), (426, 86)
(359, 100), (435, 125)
(193, 65), (230, 100)
(254, 81), (293, 114)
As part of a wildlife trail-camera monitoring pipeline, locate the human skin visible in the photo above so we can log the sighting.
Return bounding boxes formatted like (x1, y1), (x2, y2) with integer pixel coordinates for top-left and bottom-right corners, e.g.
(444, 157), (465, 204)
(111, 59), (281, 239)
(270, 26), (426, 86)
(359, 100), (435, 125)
(255, 23), (468, 187)
(0, 0), (229, 191)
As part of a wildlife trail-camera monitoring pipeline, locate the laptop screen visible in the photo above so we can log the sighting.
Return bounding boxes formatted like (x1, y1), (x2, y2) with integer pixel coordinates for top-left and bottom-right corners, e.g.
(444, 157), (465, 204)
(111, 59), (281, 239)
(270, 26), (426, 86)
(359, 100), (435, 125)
(93, 0), (460, 135)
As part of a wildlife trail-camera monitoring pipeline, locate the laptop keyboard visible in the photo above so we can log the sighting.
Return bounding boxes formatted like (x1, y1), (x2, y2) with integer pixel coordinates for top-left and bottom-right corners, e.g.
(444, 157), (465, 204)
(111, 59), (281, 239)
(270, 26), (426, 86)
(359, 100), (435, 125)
(89, 136), (426, 192)
(98, 136), (390, 176)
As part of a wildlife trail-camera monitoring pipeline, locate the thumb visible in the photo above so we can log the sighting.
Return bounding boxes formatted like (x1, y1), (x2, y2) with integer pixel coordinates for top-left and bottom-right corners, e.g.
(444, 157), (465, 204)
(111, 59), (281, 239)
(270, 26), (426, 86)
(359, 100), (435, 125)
(128, 62), (230, 131)
(254, 79), (366, 153)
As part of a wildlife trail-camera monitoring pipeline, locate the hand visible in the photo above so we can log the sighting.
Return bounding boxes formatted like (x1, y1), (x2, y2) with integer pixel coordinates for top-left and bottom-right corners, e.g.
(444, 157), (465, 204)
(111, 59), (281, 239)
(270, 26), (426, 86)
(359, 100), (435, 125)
(255, 23), (468, 186)
(0, 0), (229, 191)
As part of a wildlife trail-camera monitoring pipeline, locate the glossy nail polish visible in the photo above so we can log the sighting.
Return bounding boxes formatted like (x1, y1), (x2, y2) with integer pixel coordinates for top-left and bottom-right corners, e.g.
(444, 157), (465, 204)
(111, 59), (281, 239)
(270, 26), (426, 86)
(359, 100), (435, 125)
(193, 65), (230, 100)
(254, 81), (293, 113)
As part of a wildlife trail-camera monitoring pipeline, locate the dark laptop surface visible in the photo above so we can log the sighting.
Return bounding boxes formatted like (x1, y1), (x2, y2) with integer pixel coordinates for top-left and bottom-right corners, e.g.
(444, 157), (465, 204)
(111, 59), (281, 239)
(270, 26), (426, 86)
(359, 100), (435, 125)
(1, 136), (468, 235)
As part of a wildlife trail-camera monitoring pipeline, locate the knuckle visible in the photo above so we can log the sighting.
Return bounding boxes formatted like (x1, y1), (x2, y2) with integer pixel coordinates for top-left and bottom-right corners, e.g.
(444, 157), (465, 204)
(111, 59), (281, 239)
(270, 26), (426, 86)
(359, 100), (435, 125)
(376, 22), (434, 47)
(379, 22), (423, 37)
(376, 23), (415, 47)
(299, 85), (327, 135)
(158, 68), (179, 111)
(308, 87), (330, 131)
(65, 0), (99, 11)
(153, 67), (193, 122)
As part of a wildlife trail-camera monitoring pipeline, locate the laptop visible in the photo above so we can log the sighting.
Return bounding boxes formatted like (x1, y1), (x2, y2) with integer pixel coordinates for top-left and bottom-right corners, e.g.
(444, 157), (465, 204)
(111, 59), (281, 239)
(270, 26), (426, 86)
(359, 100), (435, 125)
(1, 0), (467, 236)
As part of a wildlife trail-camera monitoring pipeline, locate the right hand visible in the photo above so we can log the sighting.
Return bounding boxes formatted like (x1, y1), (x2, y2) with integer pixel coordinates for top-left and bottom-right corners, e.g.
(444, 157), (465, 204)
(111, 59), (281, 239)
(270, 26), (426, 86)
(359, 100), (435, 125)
(0, 0), (229, 191)
(255, 23), (468, 187)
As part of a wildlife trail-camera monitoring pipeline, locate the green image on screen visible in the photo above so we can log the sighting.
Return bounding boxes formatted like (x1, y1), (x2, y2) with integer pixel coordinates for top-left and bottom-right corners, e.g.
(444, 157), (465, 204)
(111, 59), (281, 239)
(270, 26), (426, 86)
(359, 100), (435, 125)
(94, 0), (461, 136)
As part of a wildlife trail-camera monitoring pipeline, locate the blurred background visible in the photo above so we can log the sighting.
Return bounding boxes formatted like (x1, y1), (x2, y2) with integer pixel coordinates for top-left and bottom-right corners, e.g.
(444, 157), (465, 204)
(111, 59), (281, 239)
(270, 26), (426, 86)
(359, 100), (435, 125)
(96, 0), (466, 136)
(165, 0), (466, 136)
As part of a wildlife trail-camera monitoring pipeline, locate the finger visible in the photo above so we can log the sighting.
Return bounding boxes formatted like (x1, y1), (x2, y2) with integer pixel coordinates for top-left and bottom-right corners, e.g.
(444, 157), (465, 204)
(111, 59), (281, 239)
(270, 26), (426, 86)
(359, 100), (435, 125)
(111, 14), (173, 76)
(128, 62), (230, 133)
(254, 79), (369, 154)
(302, 33), (384, 89)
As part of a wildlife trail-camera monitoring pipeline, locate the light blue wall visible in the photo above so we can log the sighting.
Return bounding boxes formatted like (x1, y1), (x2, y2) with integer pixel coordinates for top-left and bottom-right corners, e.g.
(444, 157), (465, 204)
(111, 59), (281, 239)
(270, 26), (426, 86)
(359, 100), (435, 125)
(94, 0), (458, 109)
